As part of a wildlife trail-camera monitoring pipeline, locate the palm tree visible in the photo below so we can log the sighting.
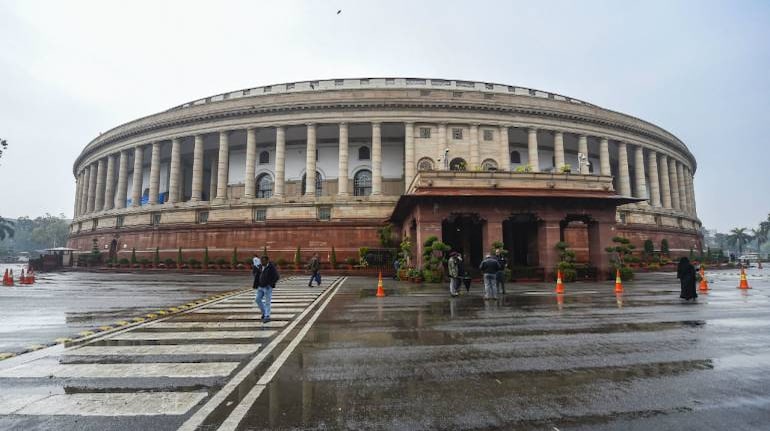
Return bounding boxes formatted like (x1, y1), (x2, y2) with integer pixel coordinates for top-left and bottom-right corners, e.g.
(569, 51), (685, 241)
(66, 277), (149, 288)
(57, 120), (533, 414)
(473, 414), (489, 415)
(751, 228), (766, 252)
(728, 227), (752, 255)
(0, 216), (14, 240)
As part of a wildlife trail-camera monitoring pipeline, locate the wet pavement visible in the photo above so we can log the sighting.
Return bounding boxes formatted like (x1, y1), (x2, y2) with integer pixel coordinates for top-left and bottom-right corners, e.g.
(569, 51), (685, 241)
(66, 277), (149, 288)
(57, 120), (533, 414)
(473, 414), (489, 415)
(1, 267), (769, 430)
(236, 268), (770, 430)
(0, 263), (251, 355)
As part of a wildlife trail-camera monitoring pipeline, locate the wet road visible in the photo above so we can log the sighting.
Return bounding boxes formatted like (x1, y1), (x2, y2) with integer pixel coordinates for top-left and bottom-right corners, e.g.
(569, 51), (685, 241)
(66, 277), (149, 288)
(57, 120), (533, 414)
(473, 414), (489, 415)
(1, 268), (769, 430)
(0, 264), (250, 355)
(236, 269), (770, 430)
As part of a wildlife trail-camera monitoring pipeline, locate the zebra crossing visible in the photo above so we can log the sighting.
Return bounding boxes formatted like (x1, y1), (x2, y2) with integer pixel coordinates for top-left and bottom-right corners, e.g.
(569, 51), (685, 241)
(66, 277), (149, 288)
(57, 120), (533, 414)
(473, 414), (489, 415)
(0, 276), (344, 430)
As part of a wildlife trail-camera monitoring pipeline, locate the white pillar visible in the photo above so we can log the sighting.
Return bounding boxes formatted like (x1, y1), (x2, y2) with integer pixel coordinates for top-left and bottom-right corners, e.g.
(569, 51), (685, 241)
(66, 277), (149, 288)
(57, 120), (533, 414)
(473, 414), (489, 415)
(209, 155), (218, 201)
(647, 150), (661, 207)
(304, 123), (317, 196)
(74, 174), (82, 217)
(470, 124), (480, 168)
(215, 131), (229, 202)
(103, 155), (116, 211)
(244, 128), (257, 199)
(634, 145), (647, 201)
(669, 157), (681, 210)
(94, 158), (105, 211)
(578, 135), (589, 174)
(599, 137), (611, 176)
(617, 142), (631, 196)
(372, 122), (382, 195)
(148, 141), (161, 205)
(274, 126), (286, 197)
(659, 154), (672, 209)
(191, 135), (204, 202)
(677, 162), (688, 213)
(687, 168), (697, 216)
(338, 122), (349, 196)
(115, 151), (128, 209)
(499, 125), (510, 170)
(131, 146), (144, 207)
(554, 131), (565, 171)
(438, 123), (447, 170)
(82, 166), (92, 214)
(404, 122), (415, 191)
(168, 137), (182, 203)
(527, 128), (540, 172)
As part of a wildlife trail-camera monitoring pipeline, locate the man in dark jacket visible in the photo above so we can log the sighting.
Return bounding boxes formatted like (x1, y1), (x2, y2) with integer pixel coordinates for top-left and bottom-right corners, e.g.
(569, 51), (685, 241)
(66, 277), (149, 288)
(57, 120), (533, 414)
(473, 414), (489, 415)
(479, 254), (500, 300)
(307, 253), (321, 287)
(494, 248), (507, 295)
(255, 255), (280, 323)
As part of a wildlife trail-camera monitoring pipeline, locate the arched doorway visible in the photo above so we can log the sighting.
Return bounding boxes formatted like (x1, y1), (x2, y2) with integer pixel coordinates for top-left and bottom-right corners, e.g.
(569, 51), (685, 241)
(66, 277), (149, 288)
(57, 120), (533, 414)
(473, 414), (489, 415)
(442, 213), (483, 268)
(449, 158), (467, 171)
(503, 214), (539, 266)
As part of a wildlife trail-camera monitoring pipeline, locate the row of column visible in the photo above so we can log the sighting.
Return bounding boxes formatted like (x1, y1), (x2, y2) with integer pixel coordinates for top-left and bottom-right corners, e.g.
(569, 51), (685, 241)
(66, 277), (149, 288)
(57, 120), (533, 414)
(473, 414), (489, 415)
(73, 123), (697, 218)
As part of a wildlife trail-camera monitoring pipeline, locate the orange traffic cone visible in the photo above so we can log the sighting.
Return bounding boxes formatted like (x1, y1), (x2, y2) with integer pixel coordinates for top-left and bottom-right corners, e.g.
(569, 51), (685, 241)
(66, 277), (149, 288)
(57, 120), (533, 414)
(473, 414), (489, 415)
(2, 269), (8, 286)
(699, 266), (709, 292)
(19, 268), (26, 284)
(555, 270), (565, 294)
(738, 267), (750, 289)
(7, 269), (14, 286)
(376, 271), (385, 297)
(614, 268), (623, 293)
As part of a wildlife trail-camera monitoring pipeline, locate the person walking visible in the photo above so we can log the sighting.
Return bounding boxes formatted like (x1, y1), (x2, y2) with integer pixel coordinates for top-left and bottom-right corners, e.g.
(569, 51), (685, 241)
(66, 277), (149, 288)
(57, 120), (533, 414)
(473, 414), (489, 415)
(479, 253), (501, 300)
(677, 256), (697, 301)
(447, 251), (461, 297)
(307, 252), (321, 287)
(255, 255), (280, 323)
(494, 248), (507, 295)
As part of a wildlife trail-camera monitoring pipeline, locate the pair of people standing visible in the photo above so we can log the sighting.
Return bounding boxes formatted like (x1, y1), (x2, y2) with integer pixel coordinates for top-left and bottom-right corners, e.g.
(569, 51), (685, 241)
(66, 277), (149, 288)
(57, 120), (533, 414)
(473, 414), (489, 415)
(252, 255), (280, 323)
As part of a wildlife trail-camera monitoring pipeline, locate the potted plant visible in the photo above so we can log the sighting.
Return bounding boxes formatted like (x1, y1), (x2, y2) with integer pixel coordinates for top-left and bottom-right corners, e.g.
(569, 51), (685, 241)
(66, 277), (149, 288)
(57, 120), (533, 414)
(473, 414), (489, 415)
(514, 165), (532, 173)
(560, 164), (572, 173)
(202, 247), (210, 270)
(294, 246), (302, 270)
(176, 247), (183, 269)
(330, 246), (338, 270)
(231, 247), (239, 270)
(276, 257), (288, 270)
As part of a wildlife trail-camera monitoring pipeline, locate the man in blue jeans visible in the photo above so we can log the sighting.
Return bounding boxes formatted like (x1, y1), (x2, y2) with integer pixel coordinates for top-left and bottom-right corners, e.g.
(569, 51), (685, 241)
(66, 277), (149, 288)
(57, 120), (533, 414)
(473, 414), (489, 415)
(479, 253), (500, 300)
(255, 255), (280, 323)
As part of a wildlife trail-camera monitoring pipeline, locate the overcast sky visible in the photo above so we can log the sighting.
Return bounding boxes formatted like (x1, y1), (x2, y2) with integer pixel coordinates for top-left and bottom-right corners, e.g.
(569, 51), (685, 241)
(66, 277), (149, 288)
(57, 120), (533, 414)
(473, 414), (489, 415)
(0, 0), (768, 232)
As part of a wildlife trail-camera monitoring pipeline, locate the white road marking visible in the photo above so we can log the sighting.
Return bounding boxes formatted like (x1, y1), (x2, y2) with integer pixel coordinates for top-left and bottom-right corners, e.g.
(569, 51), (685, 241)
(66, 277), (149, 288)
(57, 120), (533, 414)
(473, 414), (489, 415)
(67, 344), (260, 356)
(0, 361), (239, 378)
(13, 392), (207, 416)
(147, 321), (287, 329)
(109, 330), (276, 340)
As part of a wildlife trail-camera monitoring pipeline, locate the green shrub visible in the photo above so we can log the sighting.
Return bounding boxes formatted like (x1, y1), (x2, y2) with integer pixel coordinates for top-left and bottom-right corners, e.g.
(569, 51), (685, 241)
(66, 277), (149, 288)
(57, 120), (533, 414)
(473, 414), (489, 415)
(203, 247), (209, 268)
(164, 258), (175, 266)
(231, 248), (238, 267)
(330, 246), (337, 269)
(176, 247), (183, 267)
(119, 258), (129, 265)
(130, 248), (137, 265)
(294, 246), (302, 268)
(216, 257), (227, 265)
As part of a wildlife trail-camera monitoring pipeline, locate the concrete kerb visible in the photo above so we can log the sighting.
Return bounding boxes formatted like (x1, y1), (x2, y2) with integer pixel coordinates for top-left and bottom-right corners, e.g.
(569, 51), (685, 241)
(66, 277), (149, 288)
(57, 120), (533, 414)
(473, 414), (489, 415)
(0, 276), (297, 362)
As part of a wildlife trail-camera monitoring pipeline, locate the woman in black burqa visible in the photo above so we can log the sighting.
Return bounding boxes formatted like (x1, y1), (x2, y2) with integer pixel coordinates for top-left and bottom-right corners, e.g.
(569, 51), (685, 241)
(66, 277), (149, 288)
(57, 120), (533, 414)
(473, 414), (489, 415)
(677, 257), (698, 300)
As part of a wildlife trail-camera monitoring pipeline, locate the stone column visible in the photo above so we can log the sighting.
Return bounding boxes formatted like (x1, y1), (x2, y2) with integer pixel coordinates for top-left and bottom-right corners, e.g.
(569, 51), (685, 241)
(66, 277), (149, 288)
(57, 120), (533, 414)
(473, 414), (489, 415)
(578, 135), (589, 174)
(115, 151), (128, 209)
(659, 154), (672, 209)
(599, 137), (611, 176)
(94, 158), (106, 211)
(647, 150), (661, 207)
(209, 155), (218, 201)
(304, 123), (317, 195)
(103, 154), (116, 211)
(275, 126), (286, 197)
(588, 220), (615, 280)
(338, 123), (349, 196)
(499, 125), (510, 170)
(554, 131), (565, 171)
(527, 128), (540, 172)
(85, 162), (97, 213)
(688, 168), (697, 216)
(81, 167), (91, 215)
(617, 142), (631, 196)
(404, 122), (415, 191)
(470, 124), (480, 168)
(215, 131), (229, 202)
(372, 122), (383, 195)
(676, 162), (687, 213)
(668, 157), (681, 210)
(131, 145), (144, 207)
(168, 137), (182, 203)
(148, 142), (161, 205)
(634, 145), (647, 201)
(191, 135), (204, 202)
(244, 128), (257, 199)
(537, 217), (562, 280)
(438, 123), (447, 170)
(73, 174), (82, 217)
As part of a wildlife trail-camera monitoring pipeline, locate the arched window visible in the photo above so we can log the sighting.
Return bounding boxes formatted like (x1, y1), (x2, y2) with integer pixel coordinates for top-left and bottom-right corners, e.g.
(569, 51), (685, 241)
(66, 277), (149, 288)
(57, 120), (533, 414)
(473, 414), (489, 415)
(481, 159), (498, 171)
(259, 151), (270, 165)
(353, 169), (372, 196)
(358, 146), (370, 160)
(450, 158), (467, 171)
(510, 151), (521, 164)
(256, 173), (273, 198)
(417, 157), (434, 171)
(301, 171), (323, 197)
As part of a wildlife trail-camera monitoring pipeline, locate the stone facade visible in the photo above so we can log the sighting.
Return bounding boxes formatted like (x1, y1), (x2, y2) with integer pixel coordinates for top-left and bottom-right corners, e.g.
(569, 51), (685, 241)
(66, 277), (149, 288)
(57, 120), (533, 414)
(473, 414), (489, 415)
(68, 77), (702, 273)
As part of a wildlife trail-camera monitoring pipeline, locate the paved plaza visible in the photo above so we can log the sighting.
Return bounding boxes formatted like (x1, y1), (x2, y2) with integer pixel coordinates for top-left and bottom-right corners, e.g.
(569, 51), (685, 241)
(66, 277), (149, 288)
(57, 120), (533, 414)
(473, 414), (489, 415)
(0, 269), (768, 430)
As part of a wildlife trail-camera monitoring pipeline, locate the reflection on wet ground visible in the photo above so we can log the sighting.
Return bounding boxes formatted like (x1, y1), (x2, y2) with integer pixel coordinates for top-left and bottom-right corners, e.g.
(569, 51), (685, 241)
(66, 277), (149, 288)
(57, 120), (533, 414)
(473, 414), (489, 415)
(239, 269), (770, 430)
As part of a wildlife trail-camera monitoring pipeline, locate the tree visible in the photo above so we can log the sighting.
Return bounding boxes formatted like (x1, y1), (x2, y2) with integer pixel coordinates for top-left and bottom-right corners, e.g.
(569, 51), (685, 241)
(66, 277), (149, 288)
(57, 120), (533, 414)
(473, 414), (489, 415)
(0, 138), (7, 162)
(294, 246), (302, 269)
(421, 236), (450, 282)
(177, 247), (183, 268)
(330, 246), (337, 269)
(231, 247), (239, 267)
(555, 241), (577, 282)
(0, 216), (14, 240)
(203, 247), (210, 269)
(661, 239), (670, 256)
(377, 223), (395, 248)
(153, 247), (160, 266)
(605, 236), (636, 280)
(727, 228), (752, 255)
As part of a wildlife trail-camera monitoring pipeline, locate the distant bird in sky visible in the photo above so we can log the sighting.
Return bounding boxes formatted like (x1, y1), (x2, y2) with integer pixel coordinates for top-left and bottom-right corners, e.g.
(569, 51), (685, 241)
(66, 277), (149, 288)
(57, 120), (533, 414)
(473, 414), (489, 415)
(337, 9), (342, 15)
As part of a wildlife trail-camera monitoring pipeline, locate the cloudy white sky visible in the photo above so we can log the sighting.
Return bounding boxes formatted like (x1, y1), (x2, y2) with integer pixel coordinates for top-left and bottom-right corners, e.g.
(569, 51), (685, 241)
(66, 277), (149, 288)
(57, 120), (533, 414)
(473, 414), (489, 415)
(0, 0), (768, 232)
